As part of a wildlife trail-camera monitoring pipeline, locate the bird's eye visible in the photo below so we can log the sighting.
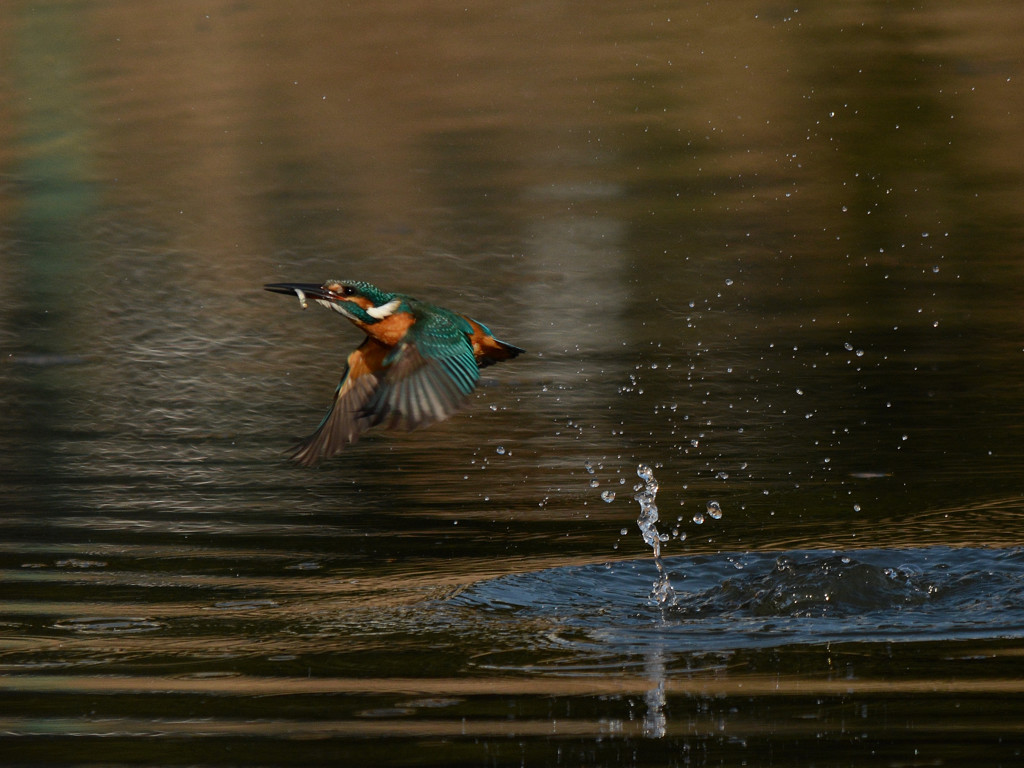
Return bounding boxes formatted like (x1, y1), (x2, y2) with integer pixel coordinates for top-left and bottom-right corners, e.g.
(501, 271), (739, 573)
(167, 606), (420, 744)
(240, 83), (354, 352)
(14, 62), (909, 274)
(325, 282), (356, 297)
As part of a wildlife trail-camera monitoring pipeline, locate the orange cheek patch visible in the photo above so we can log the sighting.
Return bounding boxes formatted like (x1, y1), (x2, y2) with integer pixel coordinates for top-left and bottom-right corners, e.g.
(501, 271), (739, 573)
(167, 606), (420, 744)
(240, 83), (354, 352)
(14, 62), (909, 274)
(344, 296), (374, 311)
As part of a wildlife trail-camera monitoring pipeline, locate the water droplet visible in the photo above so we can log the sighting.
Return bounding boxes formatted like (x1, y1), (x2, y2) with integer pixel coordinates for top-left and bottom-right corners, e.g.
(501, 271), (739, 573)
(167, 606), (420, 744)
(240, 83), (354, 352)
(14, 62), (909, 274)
(853, 503), (862, 512)
(496, 445), (506, 455)
(706, 500), (723, 519)
(637, 464), (653, 482)
(620, 527), (629, 536)
(692, 512), (705, 525)
(585, 461), (595, 474)
(844, 342), (854, 351)
(601, 490), (616, 503)
(589, 479), (600, 488)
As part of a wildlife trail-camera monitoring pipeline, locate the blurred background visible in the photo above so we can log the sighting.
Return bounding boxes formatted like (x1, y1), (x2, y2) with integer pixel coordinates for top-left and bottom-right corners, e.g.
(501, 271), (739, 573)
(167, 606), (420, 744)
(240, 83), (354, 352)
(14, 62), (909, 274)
(2, 1), (1024, 765)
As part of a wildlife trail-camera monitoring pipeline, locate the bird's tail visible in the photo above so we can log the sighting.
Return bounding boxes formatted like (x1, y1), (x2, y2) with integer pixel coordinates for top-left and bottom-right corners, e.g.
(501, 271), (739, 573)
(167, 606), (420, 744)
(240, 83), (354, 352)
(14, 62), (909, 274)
(463, 317), (525, 368)
(481, 337), (525, 367)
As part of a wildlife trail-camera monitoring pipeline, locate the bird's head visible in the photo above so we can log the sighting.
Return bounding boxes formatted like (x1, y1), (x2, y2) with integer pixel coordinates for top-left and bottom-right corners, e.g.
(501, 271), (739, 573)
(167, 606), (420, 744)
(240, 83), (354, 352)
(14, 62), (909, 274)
(264, 280), (406, 324)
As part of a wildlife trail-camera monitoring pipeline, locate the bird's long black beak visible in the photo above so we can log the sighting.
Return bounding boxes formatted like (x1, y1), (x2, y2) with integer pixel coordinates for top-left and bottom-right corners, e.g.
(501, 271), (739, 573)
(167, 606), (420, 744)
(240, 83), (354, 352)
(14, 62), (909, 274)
(264, 282), (343, 308)
(265, 282), (327, 298)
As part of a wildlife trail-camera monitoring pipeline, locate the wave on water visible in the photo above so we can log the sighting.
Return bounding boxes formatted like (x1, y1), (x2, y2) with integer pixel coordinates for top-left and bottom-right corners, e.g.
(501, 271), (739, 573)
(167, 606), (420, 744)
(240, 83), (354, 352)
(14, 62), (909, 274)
(452, 546), (1024, 652)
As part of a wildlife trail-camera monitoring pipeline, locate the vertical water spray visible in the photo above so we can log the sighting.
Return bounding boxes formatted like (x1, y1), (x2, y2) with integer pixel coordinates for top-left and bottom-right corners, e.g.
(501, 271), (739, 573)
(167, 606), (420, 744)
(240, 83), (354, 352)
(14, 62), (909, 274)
(634, 464), (674, 606)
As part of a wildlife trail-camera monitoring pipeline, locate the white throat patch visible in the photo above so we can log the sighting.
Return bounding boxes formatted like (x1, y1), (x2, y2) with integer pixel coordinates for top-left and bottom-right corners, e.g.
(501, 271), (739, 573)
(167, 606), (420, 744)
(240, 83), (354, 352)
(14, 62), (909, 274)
(367, 298), (402, 320)
(318, 299), (353, 318)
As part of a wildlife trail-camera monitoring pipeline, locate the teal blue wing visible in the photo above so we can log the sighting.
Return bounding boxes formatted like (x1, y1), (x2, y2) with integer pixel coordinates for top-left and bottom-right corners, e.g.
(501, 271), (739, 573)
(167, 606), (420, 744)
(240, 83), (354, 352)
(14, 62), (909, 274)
(364, 305), (480, 430)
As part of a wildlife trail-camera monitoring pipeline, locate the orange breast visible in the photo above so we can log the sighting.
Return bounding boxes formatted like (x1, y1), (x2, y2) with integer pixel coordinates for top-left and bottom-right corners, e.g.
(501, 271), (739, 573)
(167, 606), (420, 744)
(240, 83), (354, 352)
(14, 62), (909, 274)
(357, 312), (416, 347)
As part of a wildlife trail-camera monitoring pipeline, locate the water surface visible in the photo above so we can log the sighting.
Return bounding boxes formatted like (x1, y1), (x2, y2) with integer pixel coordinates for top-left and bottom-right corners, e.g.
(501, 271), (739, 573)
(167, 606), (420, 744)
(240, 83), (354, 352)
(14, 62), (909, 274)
(2, 1), (1024, 765)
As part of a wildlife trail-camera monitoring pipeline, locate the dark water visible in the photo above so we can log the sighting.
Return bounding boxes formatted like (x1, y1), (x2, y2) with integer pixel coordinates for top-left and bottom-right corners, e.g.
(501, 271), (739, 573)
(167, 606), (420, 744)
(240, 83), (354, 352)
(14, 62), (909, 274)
(3, 1), (1024, 765)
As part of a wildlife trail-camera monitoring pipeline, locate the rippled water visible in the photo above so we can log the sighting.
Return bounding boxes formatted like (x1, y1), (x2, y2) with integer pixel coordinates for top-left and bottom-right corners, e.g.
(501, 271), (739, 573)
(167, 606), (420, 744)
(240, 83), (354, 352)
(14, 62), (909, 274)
(3, 1), (1024, 765)
(458, 548), (1024, 654)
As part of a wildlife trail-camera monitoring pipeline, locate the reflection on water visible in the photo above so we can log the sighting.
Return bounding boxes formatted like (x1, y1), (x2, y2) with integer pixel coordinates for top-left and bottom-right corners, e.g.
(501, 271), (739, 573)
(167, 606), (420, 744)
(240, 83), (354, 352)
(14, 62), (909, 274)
(4, 540), (1024, 759)
(3, 0), (1024, 765)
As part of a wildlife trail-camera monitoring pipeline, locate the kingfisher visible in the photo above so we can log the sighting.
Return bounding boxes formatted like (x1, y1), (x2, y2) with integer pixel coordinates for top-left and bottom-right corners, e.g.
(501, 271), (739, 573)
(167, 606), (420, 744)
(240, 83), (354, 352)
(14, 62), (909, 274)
(264, 279), (524, 465)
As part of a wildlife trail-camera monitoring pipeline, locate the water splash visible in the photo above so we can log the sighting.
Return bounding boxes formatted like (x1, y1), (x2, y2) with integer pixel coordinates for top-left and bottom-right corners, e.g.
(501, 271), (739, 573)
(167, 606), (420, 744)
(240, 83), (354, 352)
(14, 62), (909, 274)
(631, 465), (726, 606)
(634, 464), (674, 606)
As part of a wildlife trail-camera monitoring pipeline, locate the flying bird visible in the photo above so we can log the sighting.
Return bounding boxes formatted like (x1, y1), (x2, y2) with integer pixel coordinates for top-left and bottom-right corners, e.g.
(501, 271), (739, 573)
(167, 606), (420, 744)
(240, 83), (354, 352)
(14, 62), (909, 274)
(264, 279), (523, 465)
